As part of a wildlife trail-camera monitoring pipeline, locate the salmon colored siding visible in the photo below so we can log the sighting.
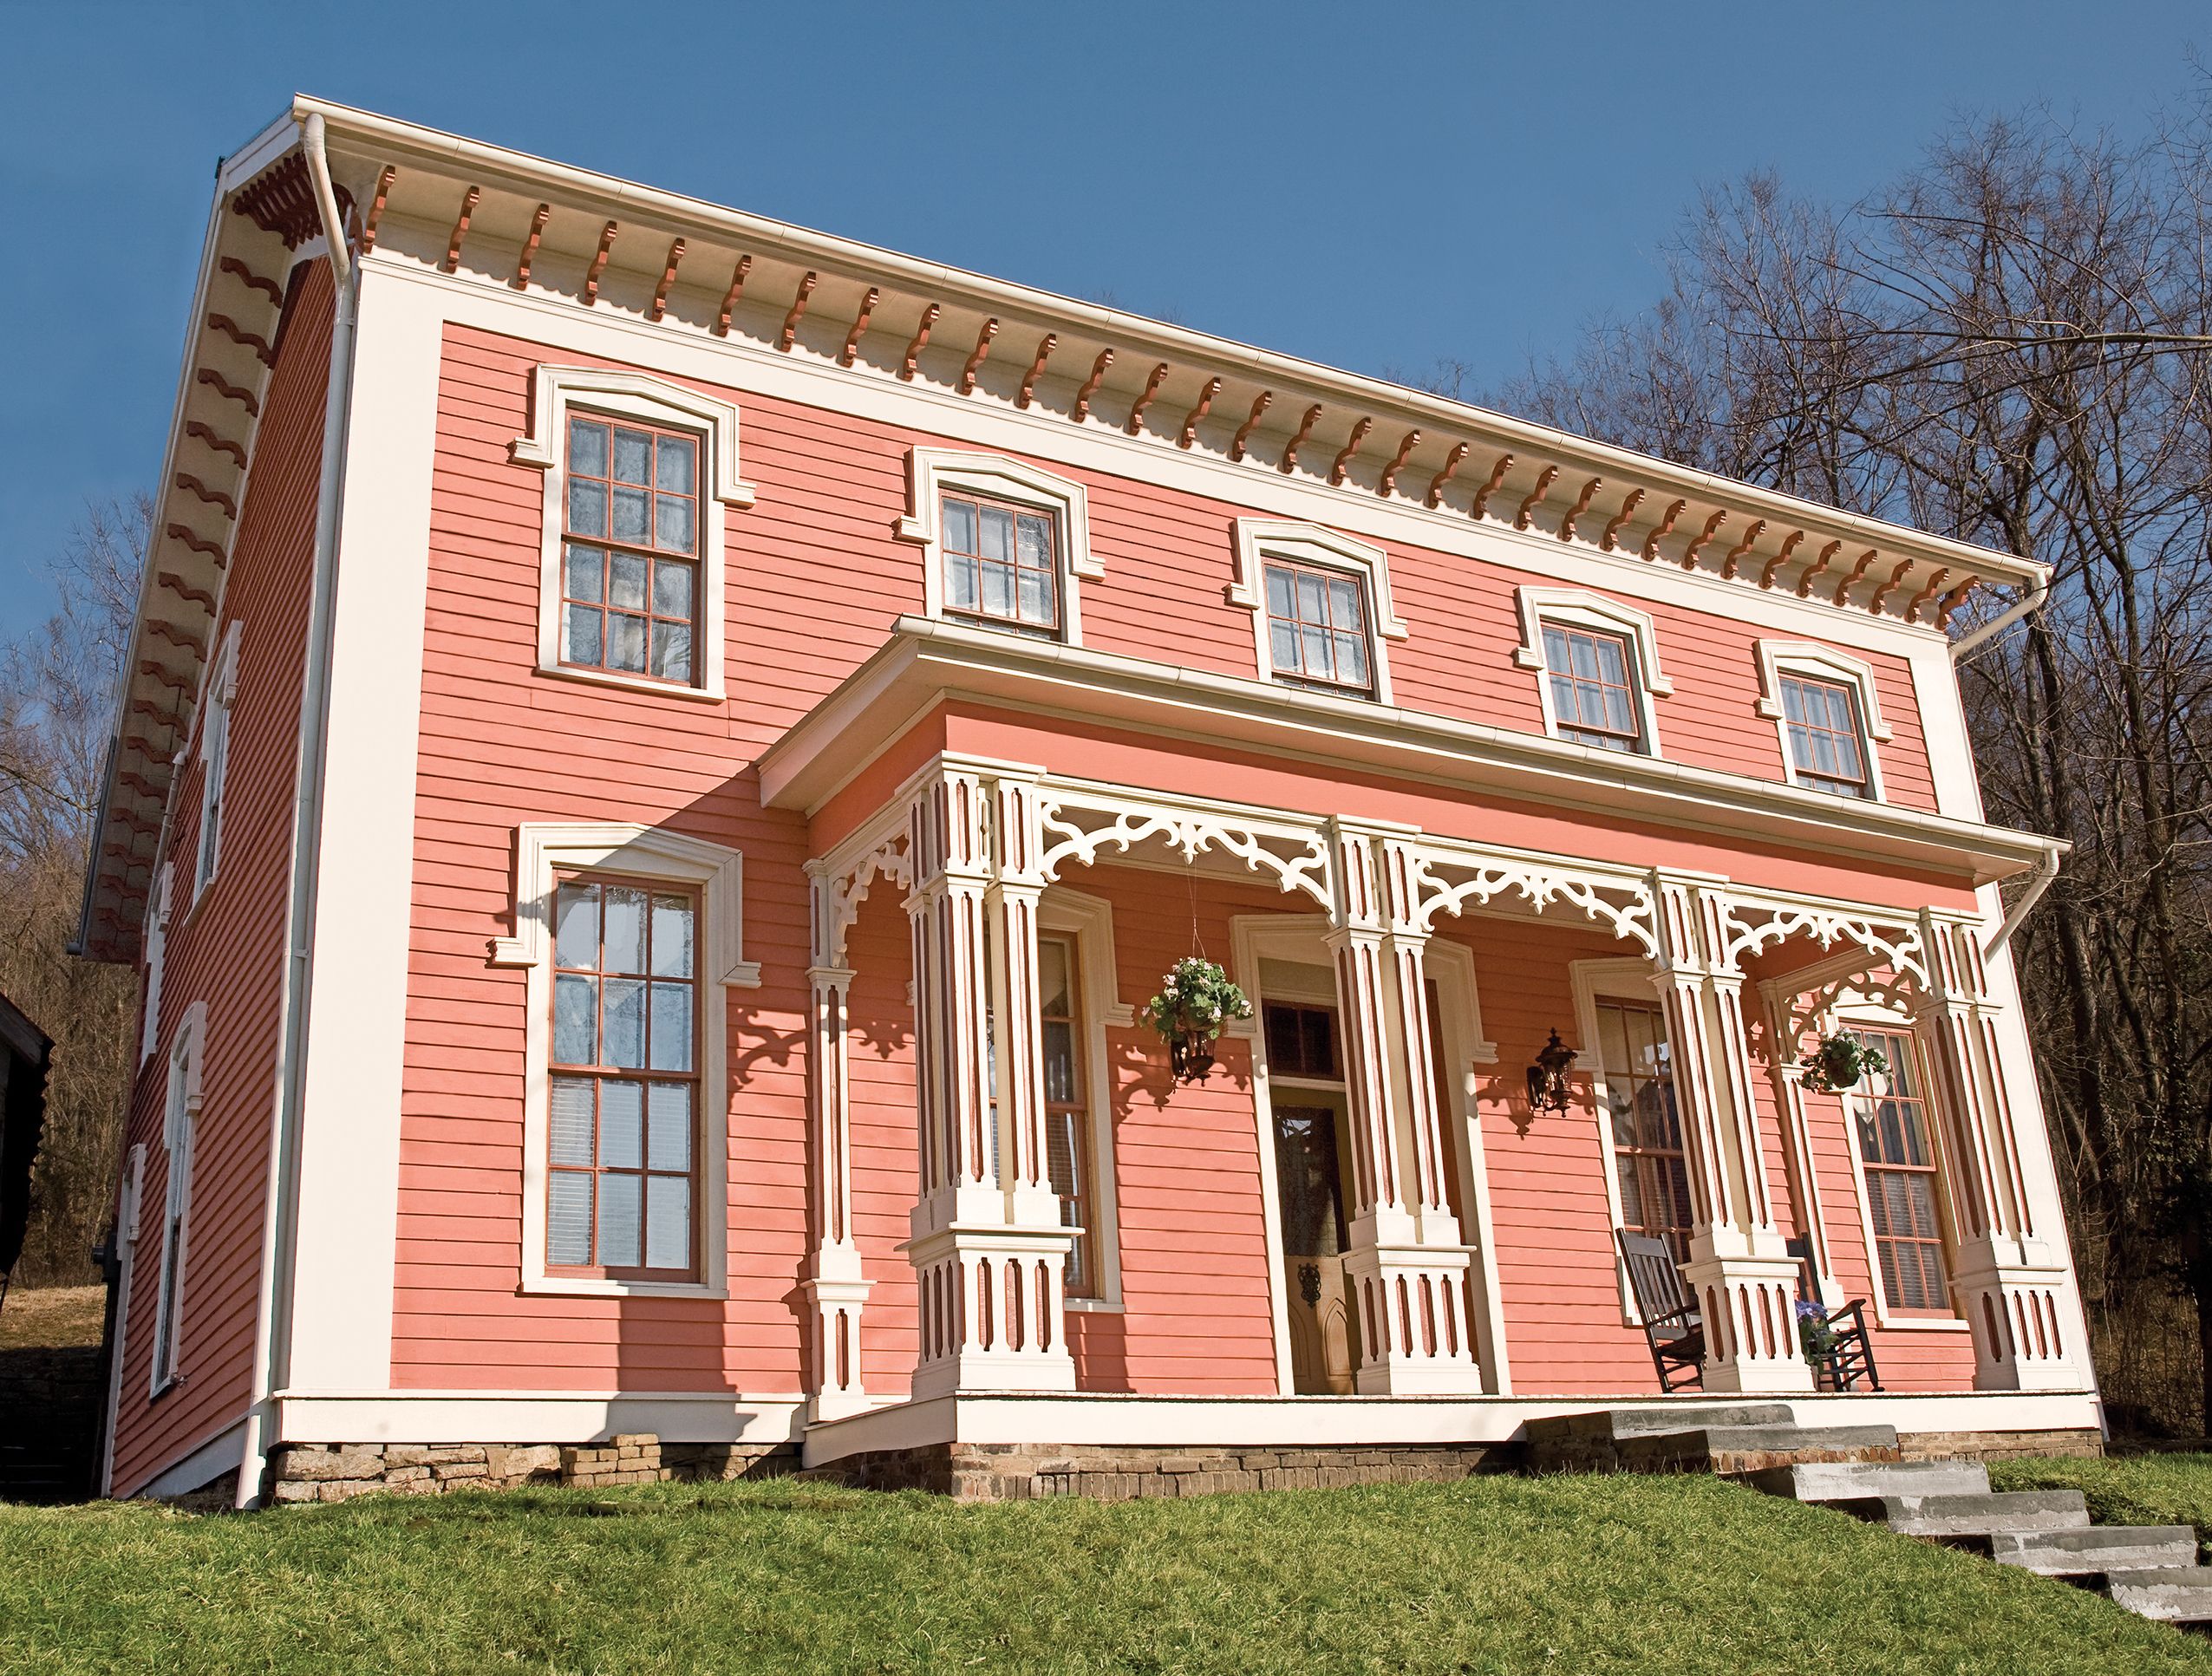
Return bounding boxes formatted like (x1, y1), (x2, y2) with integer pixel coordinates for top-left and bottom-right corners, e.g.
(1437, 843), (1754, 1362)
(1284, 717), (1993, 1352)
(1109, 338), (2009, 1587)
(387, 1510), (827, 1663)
(109, 261), (333, 1496)
(382, 321), (1976, 1405)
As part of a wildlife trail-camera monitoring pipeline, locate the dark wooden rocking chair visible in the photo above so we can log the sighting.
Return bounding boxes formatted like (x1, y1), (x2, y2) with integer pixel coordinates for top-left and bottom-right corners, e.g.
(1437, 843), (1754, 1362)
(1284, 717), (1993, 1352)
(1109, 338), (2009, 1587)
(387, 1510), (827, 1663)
(1616, 1229), (1705, 1392)
(1785, 1236), (1883, 1392)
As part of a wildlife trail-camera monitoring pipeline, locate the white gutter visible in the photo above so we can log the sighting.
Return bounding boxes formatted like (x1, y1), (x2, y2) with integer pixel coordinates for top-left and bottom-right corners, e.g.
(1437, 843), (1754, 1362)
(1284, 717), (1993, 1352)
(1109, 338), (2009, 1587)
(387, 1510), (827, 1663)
(1985, 844), (2061, 959)
(235, 108), (360, 1510)
(1950, 578), (2051, 662)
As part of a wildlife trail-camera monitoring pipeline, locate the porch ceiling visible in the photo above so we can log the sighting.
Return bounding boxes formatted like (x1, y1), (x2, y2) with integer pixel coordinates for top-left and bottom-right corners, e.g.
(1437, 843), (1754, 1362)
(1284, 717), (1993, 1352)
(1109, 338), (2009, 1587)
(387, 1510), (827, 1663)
(755, 617), (2060, 890)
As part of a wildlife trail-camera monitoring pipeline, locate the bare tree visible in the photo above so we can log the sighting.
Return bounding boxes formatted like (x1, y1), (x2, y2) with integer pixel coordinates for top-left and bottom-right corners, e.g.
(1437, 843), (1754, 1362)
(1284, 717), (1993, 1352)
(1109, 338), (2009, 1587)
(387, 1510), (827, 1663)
(1, 495), (147, 1288)
(1500, 103), (2212, 1431)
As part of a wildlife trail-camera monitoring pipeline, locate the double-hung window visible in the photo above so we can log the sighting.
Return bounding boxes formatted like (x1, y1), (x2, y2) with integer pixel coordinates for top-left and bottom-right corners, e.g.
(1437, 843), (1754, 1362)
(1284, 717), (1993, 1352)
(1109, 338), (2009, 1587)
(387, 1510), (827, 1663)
(548, 873), (700, 1279)
(1038, 934), (1097, 1296)
(195, 623), (239, 898)
(1263, 558), (1374, 696)
(1543, 624), (1642, 753)
(1779, 675), (1871, 798)
(1595, 998), (1692, 1263)
(1849, 1027), (1952, 1314)
(150, 1014), (200, 1394)
(941, 492), (1059, 635)
(560, 415), (701, 686)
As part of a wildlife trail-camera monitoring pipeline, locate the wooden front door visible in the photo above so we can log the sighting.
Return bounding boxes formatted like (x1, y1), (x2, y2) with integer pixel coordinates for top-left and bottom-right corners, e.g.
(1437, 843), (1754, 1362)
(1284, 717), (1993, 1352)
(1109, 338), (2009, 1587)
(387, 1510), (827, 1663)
(1273, 1099), (1357, 1394)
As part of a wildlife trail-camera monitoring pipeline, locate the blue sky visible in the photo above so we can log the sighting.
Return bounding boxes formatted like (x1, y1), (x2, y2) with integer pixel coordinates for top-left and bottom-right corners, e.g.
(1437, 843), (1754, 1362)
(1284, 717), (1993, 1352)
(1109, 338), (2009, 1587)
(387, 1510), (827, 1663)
(2, 1), (2202, 640)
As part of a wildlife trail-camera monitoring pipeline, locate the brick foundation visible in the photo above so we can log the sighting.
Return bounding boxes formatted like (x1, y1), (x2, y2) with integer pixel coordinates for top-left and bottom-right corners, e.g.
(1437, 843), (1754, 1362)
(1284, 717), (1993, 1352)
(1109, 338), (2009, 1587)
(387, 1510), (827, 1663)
(821, 1440), (1510, 1502)
(1896, 1427), (2104, 1463)
(264, 1435), (797, 1503)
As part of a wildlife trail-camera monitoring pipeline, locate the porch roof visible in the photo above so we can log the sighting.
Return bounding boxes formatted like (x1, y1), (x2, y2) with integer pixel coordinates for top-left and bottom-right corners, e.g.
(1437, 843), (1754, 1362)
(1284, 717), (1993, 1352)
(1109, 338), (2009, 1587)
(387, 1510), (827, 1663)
(756, 616), (2061, 890)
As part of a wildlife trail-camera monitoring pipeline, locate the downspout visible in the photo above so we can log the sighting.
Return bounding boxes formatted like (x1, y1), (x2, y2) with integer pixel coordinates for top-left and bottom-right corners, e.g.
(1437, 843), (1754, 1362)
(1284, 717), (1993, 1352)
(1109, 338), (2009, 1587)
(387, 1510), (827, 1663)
(235, 109), (358, 1508)
(1949, 577), (2050, 664)
(1985, 844), (2060, 961)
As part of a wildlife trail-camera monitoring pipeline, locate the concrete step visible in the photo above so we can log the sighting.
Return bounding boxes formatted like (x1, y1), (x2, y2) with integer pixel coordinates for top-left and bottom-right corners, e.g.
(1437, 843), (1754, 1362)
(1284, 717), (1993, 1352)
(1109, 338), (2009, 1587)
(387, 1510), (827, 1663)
(1990, 1525), (2199, 1577)
(1523, 1405), (1804, 1471)
(1829, 1490), (2091, 1539)
(1596, 1405), (1797, 1438)
(1745, 1458), (1993, 1502)
(1621, 1423), (1900, 1475)
(2103, 1567), (2212, 1624)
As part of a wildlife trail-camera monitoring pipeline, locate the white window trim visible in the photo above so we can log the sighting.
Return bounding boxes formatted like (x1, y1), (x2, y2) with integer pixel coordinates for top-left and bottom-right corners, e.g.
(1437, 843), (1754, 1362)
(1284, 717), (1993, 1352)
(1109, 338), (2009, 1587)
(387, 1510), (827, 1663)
(1038, 886), (1135, 1312)
(1514, 588), (1674, 756)
(150, 1000), (206, 1398)
(1826, 1003), (1970, 1332)
(488, 821), (761, 1299)
(192, 623), (239, 903)
(510, 365), (754, 703)
(1569, 955), (1671, 1326)
(1754, 641), (1893, 800)
(140, 864), (173, 1066)
(894, 447), (1100, 642)
(1230, 518), (1408, 704)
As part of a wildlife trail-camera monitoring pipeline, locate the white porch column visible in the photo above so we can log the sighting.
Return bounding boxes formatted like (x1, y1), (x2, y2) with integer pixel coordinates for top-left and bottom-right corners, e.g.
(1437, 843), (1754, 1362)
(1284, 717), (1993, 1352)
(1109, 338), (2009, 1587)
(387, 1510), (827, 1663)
(1915, 912), (2085, 1391)
(1652, 872), (1812, 1394)
(1326, 820), (1481, 1395)
(800, 863), (871, 1419)
(903, 760), (1076, 1399)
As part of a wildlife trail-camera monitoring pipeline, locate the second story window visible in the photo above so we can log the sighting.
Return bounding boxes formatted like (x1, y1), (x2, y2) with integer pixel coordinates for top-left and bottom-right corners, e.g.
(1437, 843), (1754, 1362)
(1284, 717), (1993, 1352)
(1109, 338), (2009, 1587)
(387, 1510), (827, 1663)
(1264, 559), (1374, 696)
(1780, 675), (1871, 797)
(562, 415), (700, 686)
(1543, 624), (1641, 753)
(942, 492), (1059, 634)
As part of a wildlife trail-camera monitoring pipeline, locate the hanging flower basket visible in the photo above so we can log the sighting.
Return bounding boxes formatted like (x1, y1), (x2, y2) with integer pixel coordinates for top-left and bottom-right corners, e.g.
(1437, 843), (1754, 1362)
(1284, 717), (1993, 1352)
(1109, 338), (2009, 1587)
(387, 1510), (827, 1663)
(1142, 956), (1253, 1083)
(1798, 1033), (1889, 1095)
(1795, 1297), (1839, 1363)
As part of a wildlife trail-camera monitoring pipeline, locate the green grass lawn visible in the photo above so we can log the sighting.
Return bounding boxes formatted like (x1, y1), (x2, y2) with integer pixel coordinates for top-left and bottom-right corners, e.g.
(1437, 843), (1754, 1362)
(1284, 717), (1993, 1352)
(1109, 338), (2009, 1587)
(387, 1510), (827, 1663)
(1994, 1451), (2212, 1561)
(3, 1471), (2209, 1675)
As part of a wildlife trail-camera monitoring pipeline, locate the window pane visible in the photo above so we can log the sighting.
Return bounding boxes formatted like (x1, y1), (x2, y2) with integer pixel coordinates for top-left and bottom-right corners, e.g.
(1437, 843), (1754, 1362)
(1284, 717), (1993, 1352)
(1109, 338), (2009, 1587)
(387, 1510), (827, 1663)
(656, 435), (696, 495)
(1017, 513), (1052, 569)
(611, 486), (650, 545)
(1328, 577), (1364, 632)
(1594, 636), (1629, 686)
(612, 427), (652, 485)
(567, 478), (608, 538)
(1301, 624), (1332, 678)
(550, 1077), (596, 1166)
(1042, 1019), (1078, 1104)
(608, 614), (647, 673)
(553, 975), (597, 1066)
(1047, 1110), (1082, 1199)
(554, 881), (599, 970)
(564, 605), (603, 667)
(979, 505), (1014, 564)
(604, 887), (647, 974)
(1265, 565), (1294, 616)
(655, 494), (695, 554)
(569, 418), (609, 480)
(1781, 678), (1809, 725)
(1296, 572), (1328, 621)
(597, 1173), (642, 1269)
(947, 551), (978, 610)
(650, 896), (695, 978)
(604, 978), (646, 1068)
(548, 1172), (593, 1266)
(600, 1079), (644, 1169)
(654, 559), (695, 621)
(651, 623), (692, 684)
(564, 544), (604, 603)
(610, 553), (648, 611)
(1038, 939), (1071, 1015)
(649, 982), (694, 1072)
(1336, 633), (1369, 688)
(647, 1174), (690, 1271)
(943, 498), (978, 555)
(1568, 635), (1601, 681)
(649, 1083), (692, 1171)
(982, 559), (1014, 617)
(1017, 565), (1050, 624)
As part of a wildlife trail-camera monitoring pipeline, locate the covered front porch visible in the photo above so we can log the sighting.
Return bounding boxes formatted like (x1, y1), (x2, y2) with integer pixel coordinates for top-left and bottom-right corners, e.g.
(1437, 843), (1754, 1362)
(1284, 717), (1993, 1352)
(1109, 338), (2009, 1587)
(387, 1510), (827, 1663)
(757, 619), (2091, 1446)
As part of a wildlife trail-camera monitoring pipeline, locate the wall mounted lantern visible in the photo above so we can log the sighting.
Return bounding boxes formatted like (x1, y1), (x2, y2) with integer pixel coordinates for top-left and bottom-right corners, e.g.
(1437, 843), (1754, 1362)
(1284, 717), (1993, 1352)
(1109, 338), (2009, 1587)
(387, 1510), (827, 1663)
(1526, 1028), (1579, 1116)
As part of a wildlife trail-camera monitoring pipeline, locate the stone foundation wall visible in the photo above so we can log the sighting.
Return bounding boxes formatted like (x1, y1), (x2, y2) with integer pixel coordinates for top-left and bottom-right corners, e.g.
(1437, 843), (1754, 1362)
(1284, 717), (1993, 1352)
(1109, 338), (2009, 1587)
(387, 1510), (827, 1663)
(824, 1440), (1508, 1502)
(1896, 1427), (2104, 1463)
(264, 1435), (797, 1503)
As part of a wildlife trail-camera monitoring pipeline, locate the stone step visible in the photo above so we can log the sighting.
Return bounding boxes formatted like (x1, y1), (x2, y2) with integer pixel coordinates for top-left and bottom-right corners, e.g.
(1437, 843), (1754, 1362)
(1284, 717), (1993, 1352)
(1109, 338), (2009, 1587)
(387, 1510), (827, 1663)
(2103, 1567), (2212, 1624)
(1830, 1490), (2091, 1538)
(1745, 1458), (1993, 1502)
(1621, 1424), (1900, 1474)
(1989, 1525), (2199, 1577)
(1595, 1405), (1798, 1439)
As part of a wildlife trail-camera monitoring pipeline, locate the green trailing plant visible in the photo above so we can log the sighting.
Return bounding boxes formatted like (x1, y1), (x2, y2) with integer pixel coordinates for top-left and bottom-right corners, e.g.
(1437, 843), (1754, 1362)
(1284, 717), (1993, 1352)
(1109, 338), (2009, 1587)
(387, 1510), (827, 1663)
(1142, 956), (1253, 1083)
(1798, 1033), (1888, 1096)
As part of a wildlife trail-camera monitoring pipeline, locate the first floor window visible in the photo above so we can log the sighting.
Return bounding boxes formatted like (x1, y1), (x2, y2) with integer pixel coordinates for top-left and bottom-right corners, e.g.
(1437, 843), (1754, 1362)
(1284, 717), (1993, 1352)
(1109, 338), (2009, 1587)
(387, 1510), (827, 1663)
(1597, 998), (1691, 1262)
(1544, 624), (1642, 752)
(1038, 934), (1097, 1296)
(1781, 674), (1872, 797)
(151, 1035), (196, 1391)
(560, 413), (701, 685)
(548, 872), (700, 1277)
(1851, 1027), (1951, 1312)
(1263, 559), (1374, 696)
(942, 492), (1060, 634)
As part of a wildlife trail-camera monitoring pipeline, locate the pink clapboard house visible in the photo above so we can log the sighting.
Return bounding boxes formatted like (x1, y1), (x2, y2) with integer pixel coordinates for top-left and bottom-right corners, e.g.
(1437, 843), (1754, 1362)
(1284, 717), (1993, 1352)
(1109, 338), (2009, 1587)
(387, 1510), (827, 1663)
(79, 98), (2096, 1506)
